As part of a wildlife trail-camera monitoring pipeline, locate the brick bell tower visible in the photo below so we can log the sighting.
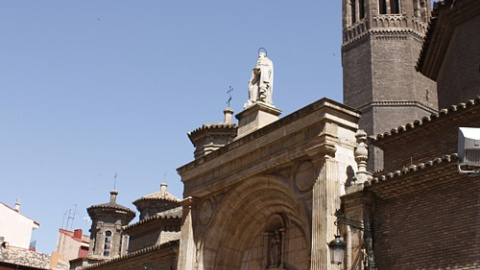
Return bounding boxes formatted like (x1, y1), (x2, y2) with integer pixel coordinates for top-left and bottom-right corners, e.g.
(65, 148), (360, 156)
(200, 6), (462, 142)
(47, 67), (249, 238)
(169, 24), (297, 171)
(341, 0), (438, 170)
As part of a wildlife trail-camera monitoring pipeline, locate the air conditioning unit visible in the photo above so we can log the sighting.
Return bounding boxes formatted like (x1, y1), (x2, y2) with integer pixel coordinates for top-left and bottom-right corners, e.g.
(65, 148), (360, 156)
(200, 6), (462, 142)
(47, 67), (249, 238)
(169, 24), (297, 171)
(458, 127), (480, 174)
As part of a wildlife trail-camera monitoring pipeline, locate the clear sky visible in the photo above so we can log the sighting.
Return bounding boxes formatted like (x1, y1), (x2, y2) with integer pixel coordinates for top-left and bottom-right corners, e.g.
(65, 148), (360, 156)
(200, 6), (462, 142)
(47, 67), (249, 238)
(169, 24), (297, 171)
(0, 1), (435, 255)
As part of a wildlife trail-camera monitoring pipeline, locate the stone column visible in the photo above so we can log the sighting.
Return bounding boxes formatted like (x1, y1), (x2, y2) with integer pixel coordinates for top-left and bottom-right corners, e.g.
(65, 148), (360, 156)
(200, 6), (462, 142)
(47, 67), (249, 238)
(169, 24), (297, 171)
(177, 197), (197, 270)
(306, 121), (341, 270)
(310, 155), (341, 270)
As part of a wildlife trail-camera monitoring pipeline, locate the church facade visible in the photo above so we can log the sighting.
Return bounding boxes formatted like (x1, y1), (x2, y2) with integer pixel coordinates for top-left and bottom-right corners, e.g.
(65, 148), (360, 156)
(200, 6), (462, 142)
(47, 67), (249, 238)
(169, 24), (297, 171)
(78, 0), (480, 269)
(177, 97), (360, 270)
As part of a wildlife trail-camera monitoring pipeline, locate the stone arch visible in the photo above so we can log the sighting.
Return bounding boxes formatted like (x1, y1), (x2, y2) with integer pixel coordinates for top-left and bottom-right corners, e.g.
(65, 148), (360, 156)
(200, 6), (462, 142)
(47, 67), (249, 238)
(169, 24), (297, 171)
(201, 175), (311, 270)
(390, 18), (395, 26)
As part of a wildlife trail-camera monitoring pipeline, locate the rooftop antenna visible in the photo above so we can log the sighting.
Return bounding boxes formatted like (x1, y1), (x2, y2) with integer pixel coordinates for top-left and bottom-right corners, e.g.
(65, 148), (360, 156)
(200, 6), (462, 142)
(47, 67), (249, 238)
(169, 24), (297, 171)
(64, 204), (77, 230)
(163, 172), (167, 182)
(226, 86), (234, 107)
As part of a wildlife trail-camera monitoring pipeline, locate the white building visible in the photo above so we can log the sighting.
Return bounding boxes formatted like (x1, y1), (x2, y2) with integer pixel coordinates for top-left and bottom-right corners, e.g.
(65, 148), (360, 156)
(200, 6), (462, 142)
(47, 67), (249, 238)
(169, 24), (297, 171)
(0, 200), (39, 249)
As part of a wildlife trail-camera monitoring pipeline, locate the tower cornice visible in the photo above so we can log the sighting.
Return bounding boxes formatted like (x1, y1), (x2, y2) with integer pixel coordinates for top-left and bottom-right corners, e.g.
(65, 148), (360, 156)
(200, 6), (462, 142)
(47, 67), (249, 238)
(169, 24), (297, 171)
(342, 27), (425, 53)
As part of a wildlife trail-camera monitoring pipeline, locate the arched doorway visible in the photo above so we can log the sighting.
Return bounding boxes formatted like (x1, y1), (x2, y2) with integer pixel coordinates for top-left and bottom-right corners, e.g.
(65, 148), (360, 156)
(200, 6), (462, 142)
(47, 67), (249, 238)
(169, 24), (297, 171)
(200, 176), (311, 270)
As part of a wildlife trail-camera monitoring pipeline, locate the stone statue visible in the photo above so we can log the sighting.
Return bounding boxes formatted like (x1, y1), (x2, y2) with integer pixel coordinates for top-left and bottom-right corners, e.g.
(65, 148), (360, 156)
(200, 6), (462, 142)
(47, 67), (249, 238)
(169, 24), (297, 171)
(245, 50), (274, 108)
(268, 231), (281, 268)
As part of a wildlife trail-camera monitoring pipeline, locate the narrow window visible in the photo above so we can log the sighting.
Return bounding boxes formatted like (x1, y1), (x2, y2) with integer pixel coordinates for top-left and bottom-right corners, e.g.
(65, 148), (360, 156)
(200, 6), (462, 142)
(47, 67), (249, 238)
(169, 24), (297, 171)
(379, 0), (387, 14)
(118, 234), (123, 255)
(352, 0), (357, 24)
(103, 231), (112, 257)
(359, 0), (365, 19)
(390, 0), (400, 13)
(413, 0), (419, 17)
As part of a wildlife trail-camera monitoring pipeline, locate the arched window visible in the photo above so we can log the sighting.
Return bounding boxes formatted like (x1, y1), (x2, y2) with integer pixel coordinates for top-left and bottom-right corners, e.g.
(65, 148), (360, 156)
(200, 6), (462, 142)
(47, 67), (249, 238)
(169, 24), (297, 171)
(359, 0), (365, 19)
(413, 0), (420, 17)
(352, 0), (357, 24)
(103, 231), (112, 257)
(390, 0), (400, 13)
(379, 0), (387, 14)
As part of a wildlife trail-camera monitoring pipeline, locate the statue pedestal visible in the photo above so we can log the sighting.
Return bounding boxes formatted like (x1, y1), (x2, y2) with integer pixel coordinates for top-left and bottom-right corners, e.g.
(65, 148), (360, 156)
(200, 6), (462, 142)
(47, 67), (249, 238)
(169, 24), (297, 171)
(235, 102), (282, 138)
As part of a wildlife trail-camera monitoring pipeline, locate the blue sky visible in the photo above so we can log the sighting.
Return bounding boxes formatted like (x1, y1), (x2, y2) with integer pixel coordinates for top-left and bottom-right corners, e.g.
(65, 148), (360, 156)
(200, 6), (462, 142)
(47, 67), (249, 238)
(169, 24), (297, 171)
(0, 1), (433, 255)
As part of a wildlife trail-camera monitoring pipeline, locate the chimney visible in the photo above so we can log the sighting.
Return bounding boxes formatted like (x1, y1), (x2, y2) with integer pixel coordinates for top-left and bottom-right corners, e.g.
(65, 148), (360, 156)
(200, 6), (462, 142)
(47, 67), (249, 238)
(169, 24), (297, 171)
(224, 107), (234, 124)
(160, 183), (167, 197)
(73, 229), (83, 240)
(110, 190), (118, 204)
(14, 198), (21, 212)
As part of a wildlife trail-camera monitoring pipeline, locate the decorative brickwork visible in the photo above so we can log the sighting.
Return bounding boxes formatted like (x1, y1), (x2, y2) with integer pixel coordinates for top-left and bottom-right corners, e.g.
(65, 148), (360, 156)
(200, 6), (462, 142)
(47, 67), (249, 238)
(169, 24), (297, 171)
(342, 0), (439, 171)
(372, 97), (480, 173)
(417, 0), (480, 109)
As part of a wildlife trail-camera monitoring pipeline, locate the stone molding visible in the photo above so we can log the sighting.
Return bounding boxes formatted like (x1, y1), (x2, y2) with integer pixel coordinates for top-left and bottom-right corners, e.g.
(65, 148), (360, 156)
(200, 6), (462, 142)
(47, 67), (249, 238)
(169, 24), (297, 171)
(178, 98), (359, 197)
(235, 101), (282, 138)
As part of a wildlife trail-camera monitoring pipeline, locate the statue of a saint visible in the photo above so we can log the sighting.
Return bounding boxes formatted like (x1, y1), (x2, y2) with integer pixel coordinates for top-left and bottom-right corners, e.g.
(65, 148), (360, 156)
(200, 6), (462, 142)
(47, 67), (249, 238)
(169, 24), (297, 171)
(268, 231), (281, 268)
(245, 50), (274, 108)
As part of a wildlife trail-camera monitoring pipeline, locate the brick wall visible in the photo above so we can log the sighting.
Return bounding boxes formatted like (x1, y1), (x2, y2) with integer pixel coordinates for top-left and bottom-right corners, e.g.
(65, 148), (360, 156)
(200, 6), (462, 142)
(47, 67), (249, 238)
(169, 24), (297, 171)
(343, 30), (437, 137)
(372, 168), (480, 269)
(343, 37), (373, 110)
(85, 242), (178, 270)
(437, 16), (480, 110)
(375, 103), (480, 173)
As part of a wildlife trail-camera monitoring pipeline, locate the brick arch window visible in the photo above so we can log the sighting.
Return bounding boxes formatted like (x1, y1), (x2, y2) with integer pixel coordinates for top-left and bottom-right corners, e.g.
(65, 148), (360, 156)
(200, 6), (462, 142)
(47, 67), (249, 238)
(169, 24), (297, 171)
(103, 231), (112, 257)
(390, 0), (400, 13)
(413, 0), (420, 16)
(350, 0), (365, 24)
(352, 0), (357, 24)
(379, 0), (388, 14)
(359, 0), (365, 19)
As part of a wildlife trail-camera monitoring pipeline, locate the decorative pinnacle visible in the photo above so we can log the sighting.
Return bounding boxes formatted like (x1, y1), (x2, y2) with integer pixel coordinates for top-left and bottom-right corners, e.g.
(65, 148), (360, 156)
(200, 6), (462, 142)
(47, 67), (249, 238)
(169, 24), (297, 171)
(354, 129), (372, 184)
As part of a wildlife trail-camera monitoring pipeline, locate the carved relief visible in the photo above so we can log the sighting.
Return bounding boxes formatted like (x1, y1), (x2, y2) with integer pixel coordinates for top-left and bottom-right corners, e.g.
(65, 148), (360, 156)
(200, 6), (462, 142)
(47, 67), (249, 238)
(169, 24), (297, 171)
(294, 161), (315, 192)
(264, 214), (287, 270)
(199, 199), (214, 225)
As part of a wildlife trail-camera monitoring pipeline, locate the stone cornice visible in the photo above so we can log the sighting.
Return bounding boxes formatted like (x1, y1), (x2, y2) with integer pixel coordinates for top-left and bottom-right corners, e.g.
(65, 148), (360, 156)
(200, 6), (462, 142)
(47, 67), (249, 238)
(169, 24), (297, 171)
(188, 123), (237, 146)
(123, 207), (182, 231)
(177, 98), (360, 197)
